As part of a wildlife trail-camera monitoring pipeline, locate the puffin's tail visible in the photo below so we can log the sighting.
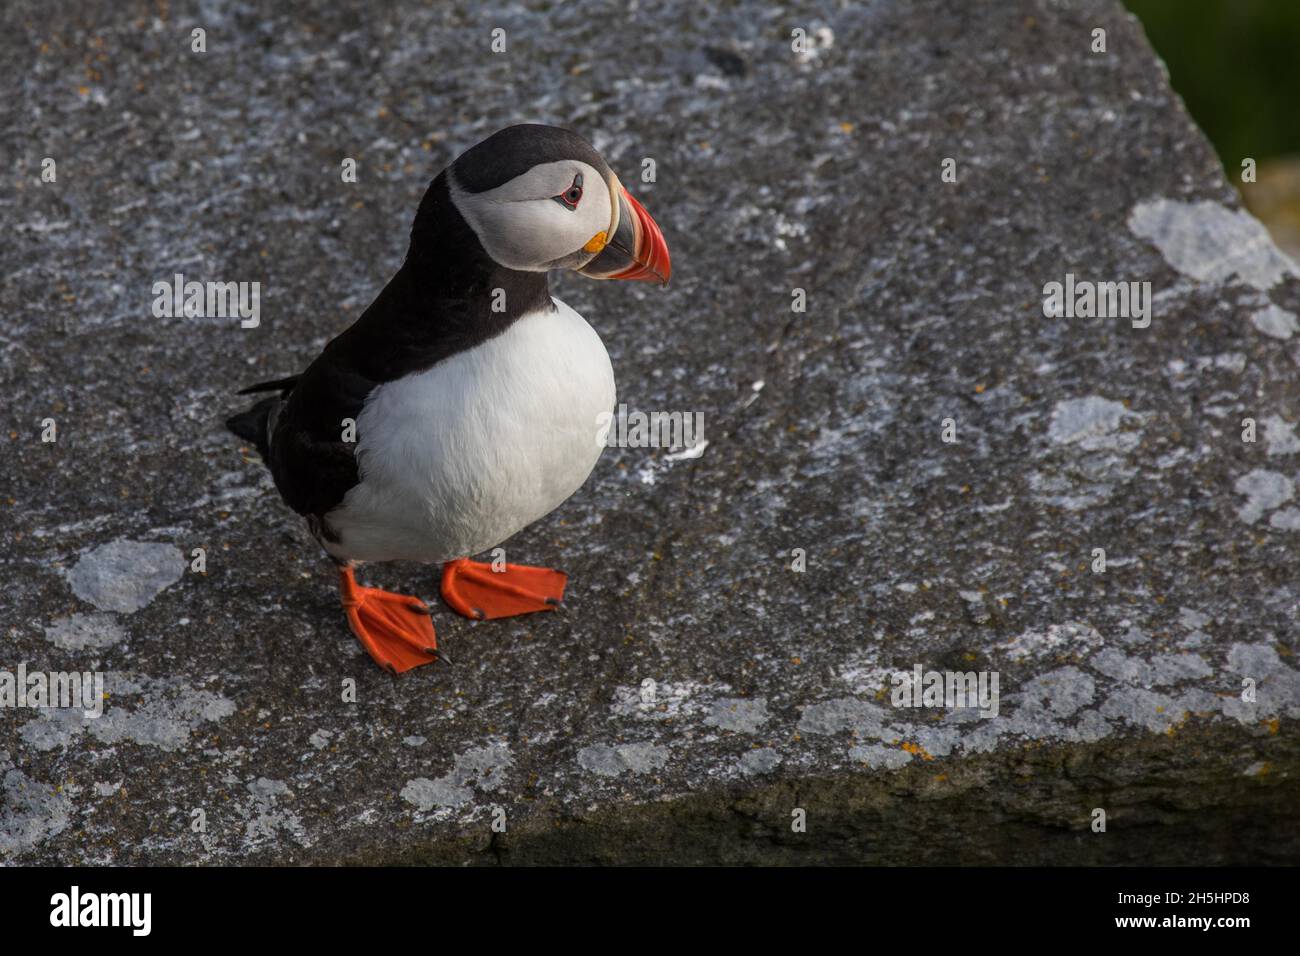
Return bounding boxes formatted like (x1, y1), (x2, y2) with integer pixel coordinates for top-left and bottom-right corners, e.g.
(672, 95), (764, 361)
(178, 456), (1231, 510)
(225, 375), (298, 461)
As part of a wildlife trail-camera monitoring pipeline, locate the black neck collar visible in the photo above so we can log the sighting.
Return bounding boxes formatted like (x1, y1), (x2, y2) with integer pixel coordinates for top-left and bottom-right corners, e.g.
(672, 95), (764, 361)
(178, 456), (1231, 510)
(329, 173), (553, 386)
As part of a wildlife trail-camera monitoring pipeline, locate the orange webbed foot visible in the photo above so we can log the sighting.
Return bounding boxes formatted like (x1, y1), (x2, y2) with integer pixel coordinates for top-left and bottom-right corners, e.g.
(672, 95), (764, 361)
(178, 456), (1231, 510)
(338, 567), (441, 674)
(440, 558), (567, 620)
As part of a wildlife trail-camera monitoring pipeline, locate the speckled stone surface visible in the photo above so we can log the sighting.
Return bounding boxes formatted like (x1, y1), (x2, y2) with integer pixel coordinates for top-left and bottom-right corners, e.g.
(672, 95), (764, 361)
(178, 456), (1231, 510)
(3, 0), (1298, 864)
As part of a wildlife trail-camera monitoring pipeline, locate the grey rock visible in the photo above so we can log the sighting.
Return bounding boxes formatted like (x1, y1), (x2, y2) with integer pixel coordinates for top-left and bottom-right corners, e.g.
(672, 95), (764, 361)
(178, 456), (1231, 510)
(959, 590), (993, 625)
(3, 0), (1299, 865)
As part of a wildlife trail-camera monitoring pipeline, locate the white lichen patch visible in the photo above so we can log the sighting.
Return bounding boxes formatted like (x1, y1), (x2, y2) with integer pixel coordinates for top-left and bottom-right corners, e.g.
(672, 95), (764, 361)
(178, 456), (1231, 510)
(1017, 666), (1096, 718)
(243, 777), (307, 848)
(1091, 647), (1212, 688)
(576, 742), (670, 778)
(1047, 396), (1135, 451)
(1264, 416), (1300, 457)
(1028, 470), (1115, 510)
(1097, 686), (1213, 734)
(1220, 643), (1300, 722)
(1251, 304), (1298, 340)
(1268, 508), (1300, 531)
(66, 539), (186, 613)
(609, 679), (712, 720)
(998, 622), (1104, 661)
(18, 673), (234, 752)
(401, 744), (513, 812)
(1233, 469), (1295, 524)
(0, 752), (73, 857)
(401, 776), (472, 812)
(1128, 198), (1297, 292)
(704, 697), (770, 733)
(836, 659), (904, 696)
(796, 614), (1300, 772)
(849, 743), (913, 770)
(43, 612), (126, 650)
(737, 748), (782, 776)
(797, 697), (894, 737)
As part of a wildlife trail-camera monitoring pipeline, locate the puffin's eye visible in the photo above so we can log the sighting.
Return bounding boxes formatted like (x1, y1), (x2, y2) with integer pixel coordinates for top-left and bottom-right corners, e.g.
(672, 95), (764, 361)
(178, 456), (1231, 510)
(553, 173), (583, 209)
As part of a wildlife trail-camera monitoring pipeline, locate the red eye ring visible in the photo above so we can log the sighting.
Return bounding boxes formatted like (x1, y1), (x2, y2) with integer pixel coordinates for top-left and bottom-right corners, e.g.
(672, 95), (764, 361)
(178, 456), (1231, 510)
(553, 173), (583, 209)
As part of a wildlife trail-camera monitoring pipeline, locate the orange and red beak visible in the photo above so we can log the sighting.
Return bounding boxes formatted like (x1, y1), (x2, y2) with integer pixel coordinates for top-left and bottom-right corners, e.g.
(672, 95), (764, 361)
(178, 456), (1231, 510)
(579, 184), (671, 285)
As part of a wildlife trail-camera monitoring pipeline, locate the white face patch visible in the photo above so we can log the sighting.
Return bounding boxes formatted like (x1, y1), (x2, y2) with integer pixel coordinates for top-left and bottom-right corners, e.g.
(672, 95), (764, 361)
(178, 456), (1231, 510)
(448, 160), (615, 272)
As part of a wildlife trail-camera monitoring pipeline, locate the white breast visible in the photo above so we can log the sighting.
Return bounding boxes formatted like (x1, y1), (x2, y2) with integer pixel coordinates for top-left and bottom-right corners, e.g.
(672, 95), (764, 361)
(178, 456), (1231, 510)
(325, 298), (616, 564)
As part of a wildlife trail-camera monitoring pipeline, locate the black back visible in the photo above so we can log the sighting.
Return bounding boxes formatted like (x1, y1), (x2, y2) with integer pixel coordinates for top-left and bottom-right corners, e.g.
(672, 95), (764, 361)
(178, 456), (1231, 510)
(230, 144), (562, 525)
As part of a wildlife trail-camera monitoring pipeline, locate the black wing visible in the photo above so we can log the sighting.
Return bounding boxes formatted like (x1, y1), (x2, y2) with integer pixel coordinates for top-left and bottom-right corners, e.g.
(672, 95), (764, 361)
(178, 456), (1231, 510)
(263, 349), (371, 520)
(226, 172), (552, 526)
(237, 375), (300, 396)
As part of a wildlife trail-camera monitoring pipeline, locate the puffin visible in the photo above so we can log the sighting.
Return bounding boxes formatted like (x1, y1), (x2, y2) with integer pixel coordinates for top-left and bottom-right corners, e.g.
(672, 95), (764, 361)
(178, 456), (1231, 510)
(226, 124), (670, 674)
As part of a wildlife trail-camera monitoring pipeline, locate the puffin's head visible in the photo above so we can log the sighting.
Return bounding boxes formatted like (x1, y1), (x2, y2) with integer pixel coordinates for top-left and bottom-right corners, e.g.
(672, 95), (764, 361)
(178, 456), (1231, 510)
(445, 124), (670, 284)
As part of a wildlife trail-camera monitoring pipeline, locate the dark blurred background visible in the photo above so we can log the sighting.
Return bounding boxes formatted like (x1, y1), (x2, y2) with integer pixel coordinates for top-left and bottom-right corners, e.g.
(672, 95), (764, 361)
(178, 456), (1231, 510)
(1126, 0), (1300, 260)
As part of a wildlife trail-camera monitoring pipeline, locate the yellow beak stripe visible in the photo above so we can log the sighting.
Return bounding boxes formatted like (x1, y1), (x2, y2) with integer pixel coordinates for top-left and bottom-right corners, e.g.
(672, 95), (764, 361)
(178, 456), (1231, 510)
(583, 231), (608, 254)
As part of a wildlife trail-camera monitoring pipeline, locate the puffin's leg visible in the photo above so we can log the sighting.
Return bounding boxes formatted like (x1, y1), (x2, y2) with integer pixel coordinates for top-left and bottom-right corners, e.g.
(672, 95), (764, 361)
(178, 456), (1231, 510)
(337, 565), (441, 674)
(439, 558), (567, 620)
